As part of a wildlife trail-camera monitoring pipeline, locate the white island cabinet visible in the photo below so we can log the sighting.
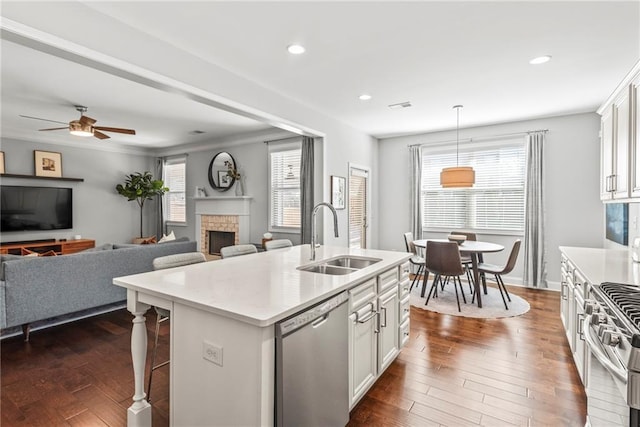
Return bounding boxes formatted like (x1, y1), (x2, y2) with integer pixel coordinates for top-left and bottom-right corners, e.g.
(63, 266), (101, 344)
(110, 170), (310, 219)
(114, 245), (411, 427)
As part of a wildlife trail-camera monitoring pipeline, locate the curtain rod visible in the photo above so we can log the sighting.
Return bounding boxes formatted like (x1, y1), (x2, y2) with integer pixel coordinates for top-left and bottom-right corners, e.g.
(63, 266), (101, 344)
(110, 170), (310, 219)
(408, 129), (548, 148)
(264, 136), (303, 144)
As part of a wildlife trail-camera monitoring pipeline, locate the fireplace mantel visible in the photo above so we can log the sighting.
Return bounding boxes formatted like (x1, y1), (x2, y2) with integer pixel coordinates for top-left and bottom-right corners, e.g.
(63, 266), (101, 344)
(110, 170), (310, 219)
(194, 196), (252, 216)
(195, 196), (252, 252)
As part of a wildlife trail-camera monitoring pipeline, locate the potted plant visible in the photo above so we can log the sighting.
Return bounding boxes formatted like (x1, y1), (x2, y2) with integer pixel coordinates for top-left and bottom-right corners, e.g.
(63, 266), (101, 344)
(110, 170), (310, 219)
(116, 171), (168, 241)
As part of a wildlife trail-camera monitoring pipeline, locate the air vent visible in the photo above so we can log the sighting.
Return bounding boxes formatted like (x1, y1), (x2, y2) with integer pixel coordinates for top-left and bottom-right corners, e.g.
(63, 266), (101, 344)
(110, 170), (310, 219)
(388, 101), (412, 109)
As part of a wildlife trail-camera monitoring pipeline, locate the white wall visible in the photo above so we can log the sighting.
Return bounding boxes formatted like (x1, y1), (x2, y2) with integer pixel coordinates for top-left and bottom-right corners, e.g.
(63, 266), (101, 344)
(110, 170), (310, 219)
(378, 112), (604, 286)
(0, 138), (154, 245)
(2, 3), (379, 247)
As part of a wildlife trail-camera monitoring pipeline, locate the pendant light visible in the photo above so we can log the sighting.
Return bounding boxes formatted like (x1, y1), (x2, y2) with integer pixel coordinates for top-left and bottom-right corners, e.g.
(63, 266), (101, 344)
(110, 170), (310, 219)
(440, 105), (475, 188)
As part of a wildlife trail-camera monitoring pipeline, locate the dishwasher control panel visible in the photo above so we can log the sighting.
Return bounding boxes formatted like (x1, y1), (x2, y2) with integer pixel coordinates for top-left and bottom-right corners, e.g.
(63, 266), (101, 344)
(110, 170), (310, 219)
(278, 291), (348, 336)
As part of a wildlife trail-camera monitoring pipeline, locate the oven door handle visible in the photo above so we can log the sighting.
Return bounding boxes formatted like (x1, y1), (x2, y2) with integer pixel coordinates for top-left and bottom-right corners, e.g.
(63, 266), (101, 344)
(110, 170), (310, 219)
(584, 315), (628, 383)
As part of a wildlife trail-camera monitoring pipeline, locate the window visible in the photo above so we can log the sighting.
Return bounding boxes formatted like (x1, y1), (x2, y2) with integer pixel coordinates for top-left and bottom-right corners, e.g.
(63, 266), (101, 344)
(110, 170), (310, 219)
(163, 156), (186, 223)
(269, 141), (301, 230)
(421, 137), (526, 233)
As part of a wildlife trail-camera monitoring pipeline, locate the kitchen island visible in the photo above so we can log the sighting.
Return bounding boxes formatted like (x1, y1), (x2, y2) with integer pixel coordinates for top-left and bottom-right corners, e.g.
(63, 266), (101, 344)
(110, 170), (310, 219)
(113, 244), (412, 427)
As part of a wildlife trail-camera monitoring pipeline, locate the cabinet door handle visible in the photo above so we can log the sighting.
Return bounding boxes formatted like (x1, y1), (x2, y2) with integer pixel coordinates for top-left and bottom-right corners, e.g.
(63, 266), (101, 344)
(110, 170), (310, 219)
(374, 311), (381, 334)
(612, 174), (617, 192)
(380, 307), (388, 328)
(578, 312), (585, 341)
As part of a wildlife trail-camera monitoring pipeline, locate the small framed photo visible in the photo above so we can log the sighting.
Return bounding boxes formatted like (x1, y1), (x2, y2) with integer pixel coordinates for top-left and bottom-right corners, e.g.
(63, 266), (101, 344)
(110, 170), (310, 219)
(218, 170), (231, 188)
(34, 150), (62, 178)
(0, 151), (5, 174)
(331, 175), (346, 210)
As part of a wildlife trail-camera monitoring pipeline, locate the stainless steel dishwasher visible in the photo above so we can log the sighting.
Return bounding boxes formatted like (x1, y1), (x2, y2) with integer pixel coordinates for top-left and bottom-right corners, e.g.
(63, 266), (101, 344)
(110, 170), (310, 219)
(275, 291), (349, 427)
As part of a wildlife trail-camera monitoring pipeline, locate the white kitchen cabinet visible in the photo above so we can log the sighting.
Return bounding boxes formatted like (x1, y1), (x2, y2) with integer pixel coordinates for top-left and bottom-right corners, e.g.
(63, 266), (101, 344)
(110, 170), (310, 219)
(631, 73), (640, 197)
(348, 264), (404, 409)
(601, 105), (615, 200)
(559, 250), (589, 386)
(377, 286), (399, 372)
(398, 262), (411, 349)
(599, 60), (640, 201)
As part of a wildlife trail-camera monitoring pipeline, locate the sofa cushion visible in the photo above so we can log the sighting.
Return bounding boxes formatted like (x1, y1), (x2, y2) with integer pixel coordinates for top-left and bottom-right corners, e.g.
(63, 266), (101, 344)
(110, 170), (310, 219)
(0, 254), (26, 281)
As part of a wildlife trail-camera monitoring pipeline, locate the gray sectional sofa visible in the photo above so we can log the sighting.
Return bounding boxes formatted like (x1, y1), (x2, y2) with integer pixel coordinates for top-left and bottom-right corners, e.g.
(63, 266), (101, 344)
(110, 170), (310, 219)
(0, 238), (197, 340)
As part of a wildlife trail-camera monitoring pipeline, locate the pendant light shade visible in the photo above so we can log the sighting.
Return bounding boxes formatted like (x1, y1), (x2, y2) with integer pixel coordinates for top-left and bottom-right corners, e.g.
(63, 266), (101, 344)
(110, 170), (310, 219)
(440, 105), (475, 188)
(440, 166), (475, 188)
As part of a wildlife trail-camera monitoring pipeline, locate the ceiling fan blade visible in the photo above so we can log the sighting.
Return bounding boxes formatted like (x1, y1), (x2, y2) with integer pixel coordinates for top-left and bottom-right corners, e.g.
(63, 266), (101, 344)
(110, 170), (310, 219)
(39, 127), (69, 131)
(79, 115), (97, 126)
(93, 130), (110, 140)
(94, 126), (136, 135)
(20, 115), (68, 125)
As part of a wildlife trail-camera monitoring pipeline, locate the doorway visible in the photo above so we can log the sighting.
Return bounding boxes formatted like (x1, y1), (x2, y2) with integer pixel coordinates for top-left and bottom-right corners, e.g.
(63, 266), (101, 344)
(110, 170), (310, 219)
(348, 164), (370, 249)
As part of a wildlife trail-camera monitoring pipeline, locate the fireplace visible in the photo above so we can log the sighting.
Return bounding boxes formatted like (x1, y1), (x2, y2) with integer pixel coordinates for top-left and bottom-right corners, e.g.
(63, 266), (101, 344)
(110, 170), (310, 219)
(194, 196), (252, 259)
(208, 231), (236, 255)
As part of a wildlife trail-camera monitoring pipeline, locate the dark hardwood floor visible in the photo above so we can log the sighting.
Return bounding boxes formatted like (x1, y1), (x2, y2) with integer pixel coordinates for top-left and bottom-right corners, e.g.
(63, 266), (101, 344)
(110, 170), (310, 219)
(2, 284), (585, 426)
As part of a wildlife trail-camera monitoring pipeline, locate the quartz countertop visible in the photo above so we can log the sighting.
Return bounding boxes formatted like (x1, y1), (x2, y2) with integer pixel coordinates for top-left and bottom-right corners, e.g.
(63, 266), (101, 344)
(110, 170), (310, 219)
(559, 246), (640, 285)
(113, 245), (411, 327)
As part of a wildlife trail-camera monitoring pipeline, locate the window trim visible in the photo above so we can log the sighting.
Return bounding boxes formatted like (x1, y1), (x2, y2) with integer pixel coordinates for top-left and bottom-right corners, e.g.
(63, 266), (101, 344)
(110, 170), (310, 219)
(163, 155), (187, 224)
(420, 137), (526, 233)
(268, 140), (302, 233)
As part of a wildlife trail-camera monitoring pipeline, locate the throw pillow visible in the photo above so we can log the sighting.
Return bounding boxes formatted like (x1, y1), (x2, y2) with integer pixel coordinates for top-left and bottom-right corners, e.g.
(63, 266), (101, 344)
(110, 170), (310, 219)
(158, 231), (176, 243)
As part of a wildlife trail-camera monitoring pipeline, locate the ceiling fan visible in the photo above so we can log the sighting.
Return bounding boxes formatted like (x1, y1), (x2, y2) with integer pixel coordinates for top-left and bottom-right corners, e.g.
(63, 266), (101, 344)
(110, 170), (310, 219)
(20, 105), (136, 140)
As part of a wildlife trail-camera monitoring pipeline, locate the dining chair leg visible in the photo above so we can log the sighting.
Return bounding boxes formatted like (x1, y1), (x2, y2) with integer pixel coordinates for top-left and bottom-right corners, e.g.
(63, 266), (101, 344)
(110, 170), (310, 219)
(409, 264), (423, 291)
(494, 274), (509, 310)
(481, 272), (488, 294)
(453, 276), (461, 312)
(497, 275), (512, 301)
(456, 276), (467, 304)
(465, 267), (474, 294)
(425, 274), (440, 306)
(420, 270), (431, 297)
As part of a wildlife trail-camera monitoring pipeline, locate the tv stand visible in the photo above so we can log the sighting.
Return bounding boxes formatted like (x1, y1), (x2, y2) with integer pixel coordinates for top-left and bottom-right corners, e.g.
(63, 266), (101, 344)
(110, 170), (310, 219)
(0, 239), (95, 255)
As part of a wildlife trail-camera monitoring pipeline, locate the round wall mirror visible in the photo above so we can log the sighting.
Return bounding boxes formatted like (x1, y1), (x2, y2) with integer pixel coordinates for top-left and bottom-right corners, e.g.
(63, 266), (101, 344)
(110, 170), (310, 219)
(208, 152), (236, 192)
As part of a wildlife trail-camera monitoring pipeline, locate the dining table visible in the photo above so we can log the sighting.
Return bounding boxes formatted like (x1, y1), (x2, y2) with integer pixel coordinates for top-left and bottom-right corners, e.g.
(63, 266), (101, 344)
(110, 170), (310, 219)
(413, 239), (504, 308)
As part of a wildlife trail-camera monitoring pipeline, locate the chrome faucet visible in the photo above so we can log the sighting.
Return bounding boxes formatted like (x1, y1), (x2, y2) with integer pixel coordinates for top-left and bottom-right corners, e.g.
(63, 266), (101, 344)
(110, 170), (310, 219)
(310, 202), (339, 260)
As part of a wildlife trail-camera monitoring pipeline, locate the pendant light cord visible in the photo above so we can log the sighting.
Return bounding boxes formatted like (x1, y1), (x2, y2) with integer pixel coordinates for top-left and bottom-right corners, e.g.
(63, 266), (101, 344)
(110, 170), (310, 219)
(453, 105), (463, 167)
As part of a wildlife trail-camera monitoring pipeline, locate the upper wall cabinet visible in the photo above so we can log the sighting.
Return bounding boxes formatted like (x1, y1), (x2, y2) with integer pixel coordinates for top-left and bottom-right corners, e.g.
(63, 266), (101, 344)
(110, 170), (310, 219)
(599, 60), (640, 202)
(631, 73), (640, 197)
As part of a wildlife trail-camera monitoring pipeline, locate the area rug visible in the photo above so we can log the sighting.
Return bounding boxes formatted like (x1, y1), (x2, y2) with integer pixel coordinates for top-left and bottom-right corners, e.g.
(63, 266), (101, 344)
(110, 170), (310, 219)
(410, 283), (530, 319)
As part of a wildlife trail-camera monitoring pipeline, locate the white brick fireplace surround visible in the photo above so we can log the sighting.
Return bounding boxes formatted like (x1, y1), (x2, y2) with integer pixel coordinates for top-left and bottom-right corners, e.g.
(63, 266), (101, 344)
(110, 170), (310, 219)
(194, 196), (252, 255)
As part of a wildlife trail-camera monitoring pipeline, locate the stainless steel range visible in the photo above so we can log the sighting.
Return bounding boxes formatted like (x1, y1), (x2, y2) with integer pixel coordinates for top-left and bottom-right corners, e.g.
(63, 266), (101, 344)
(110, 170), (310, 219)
(585, 282), (640, 427)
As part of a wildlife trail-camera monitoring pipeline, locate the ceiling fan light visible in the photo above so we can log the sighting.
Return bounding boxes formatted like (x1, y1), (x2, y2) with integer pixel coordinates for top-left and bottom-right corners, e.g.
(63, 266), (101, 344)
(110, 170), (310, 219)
(440, 166), (475, 188)
(69, 121), (93, 137)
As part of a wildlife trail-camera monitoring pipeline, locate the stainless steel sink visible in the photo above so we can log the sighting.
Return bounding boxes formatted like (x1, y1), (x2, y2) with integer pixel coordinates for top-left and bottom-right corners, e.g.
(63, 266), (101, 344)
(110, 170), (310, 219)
(297, 255), (382, 275)
(297, 264), (357, 275)
(324, 256), (382, 269)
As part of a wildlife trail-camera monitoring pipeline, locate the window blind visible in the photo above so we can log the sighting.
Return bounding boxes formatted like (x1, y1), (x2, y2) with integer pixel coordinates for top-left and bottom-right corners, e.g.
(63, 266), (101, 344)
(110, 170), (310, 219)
(421, 138), (525, 232)
(349, 173), (367, 249)
(269, 143), (302, 229)
(164, 157), (186, 223)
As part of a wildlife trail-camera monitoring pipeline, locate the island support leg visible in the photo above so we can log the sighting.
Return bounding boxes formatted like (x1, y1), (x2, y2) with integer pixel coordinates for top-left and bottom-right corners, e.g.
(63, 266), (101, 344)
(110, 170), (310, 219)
(127, 292), (152, 427)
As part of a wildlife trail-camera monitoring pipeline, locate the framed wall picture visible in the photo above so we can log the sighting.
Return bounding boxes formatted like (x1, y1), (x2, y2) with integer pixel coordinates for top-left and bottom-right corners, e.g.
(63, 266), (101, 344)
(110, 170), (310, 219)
(34, 150), (63, 178)
(218, 170), (231, 188)
(331, 175), (346, 210)
(0, 151), (4, 174)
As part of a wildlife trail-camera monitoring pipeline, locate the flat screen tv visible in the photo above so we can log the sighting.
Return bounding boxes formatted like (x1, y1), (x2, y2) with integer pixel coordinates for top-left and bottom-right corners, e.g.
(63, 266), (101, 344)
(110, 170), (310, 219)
(1, 185), (73, 232)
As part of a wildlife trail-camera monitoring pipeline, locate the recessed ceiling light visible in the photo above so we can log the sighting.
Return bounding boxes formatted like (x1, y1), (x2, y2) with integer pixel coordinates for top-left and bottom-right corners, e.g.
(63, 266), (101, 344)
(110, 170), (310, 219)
(388, 101), (412, 109)
(359, 94), (372, 101)
(529, 55), (552, 65)
(287, 44), (305, 55)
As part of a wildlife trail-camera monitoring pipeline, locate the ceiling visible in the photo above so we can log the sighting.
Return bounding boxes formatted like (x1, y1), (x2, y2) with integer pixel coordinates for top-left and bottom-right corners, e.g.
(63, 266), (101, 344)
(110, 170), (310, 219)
(1, 1), (639, 148)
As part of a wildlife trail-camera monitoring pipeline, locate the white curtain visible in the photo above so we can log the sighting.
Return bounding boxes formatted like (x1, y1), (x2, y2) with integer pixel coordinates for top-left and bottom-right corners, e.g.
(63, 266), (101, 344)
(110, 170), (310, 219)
(523, 132), (547, 288)
(409, 146), (423, 241)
